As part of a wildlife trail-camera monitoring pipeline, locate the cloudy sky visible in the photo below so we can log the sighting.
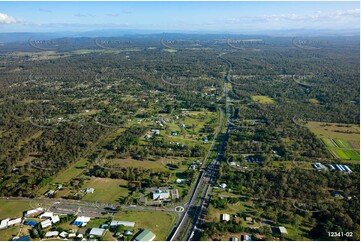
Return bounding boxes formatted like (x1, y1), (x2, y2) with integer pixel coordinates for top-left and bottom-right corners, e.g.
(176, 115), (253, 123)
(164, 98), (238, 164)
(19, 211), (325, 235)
(0, 1), (359, 33)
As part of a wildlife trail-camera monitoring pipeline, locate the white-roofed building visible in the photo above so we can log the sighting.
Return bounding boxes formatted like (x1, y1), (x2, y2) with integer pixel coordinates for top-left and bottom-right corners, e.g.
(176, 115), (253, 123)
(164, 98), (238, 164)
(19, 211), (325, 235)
(222, 214), (230, 221)
(219, 183), (227, 189)
(0, 218), (10, 229)
(152, 189), (170, 200)
(24, 208), (44, 217)
(68, 233), (76, 238)
(86, 188), (95, 194)
(59, 231), (68, 238)
(51, 215), (60, 224)
(241, 234), (251, 241)
(39, 212), (54, 218)
(279, 226), (288, 234)
(41, 219), (52, 229)
(72, 216), (91, 226)
(45, 231), (59, 237)
(89, 228), (105, 237)
(7, 218), (22, 226)
(110, 220), (135, 228)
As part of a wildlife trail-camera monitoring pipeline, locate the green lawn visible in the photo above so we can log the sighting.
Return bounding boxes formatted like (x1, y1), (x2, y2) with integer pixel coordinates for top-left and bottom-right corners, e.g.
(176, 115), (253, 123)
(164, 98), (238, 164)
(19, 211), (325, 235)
(52, 158), (88, 184)
(307, 122), (360, 162)
(82, 177), (130, 203)
(334, 139), (352, 148)
(0, 200), (31, 218)
(333, 149), (360, 160)
(113, 210), (176, 241)
(0, 225), (20, 241)
(251, 95), (275, 104)
(105, 158), (167, 171)
(321, 138), (335, 147)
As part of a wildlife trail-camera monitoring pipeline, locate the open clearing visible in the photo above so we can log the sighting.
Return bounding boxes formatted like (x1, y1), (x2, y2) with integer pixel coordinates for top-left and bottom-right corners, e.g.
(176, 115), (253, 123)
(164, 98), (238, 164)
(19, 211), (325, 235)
(0, 200), (32, 218)
(113, 210), (176, 240)
(251, 95), (274, 104)
(82, 177), (129, 203)
(105, 158), (167, 171)
(52, 158), (88, 184)
(0, 225), (19, 241)
(308, 121), (360, 161)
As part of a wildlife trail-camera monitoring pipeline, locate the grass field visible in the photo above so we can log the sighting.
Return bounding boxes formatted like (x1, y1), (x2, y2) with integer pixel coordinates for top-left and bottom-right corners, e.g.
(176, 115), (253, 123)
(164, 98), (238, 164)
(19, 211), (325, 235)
(332, 149), (360, 160)
(0, 225), (19, 241)
(52, 158), (88, 184)
(251, 95), (274, 104)
(307, 122), (359, 143)
(333, 139), (352, 148)
(308, 122), (360, 161)
(308, 98), (320, 104)
(106, 158), (167, 171)
(113, 210), (176, 241)
(82, 177), (130, 203)
(0, 200), (32, 219)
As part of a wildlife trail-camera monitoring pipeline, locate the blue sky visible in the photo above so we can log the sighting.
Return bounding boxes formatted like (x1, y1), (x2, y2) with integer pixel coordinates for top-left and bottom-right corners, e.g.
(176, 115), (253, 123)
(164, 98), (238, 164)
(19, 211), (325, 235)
(0, 1), (359, 33)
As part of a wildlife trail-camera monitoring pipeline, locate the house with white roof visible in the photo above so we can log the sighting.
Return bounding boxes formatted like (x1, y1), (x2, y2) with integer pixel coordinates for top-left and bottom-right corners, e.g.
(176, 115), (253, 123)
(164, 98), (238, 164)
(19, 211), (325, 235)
(72, 216), (91, 226)
(152, 189), (170, 200)
(110, 220), (135, 228)
(219, 183), (227, 189)
(59, 231), (68, 238)
(45, 231), (59, 238)
(85, 188), (95, 194)
(41, 219), (52, 229)
(0, 218), (10, 229)
(24, 208), (44, 217)
(279, 226), (288, 234)
(39, 212), (53, 219)
(7, 218), (22, 226)
(222, 214), (230, 221)
(51, 215), (60, 224)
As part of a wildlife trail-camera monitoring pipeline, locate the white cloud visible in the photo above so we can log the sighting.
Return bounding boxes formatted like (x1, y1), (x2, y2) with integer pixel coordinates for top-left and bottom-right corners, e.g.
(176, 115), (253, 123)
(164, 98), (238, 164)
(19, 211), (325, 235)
(0, 12), (17, 24)
(260, 8), (360, 23)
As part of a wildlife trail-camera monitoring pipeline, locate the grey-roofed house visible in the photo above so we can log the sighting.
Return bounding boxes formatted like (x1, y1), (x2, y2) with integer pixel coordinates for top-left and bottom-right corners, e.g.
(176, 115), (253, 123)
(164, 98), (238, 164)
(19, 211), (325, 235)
(89, 228), (105, 237)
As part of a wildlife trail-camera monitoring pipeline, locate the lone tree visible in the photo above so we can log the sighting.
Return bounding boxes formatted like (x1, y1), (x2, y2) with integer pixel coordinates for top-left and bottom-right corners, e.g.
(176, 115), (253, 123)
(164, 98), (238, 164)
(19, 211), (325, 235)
(116, 224), (125, 233)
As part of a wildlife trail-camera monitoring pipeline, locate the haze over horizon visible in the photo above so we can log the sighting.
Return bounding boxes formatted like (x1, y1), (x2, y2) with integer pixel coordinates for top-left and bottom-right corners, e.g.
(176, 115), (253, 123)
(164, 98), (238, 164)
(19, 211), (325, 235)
(0, 1), (359, 34)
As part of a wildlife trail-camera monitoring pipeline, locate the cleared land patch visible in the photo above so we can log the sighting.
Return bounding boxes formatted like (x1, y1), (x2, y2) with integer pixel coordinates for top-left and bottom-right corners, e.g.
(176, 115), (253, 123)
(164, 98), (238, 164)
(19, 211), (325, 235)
(251, 95), (274, 104)
(82, 177), (129, 203)
(0, 200), (32, 218)
(308, 122), (360, 161)
(113, 210), (176, 240)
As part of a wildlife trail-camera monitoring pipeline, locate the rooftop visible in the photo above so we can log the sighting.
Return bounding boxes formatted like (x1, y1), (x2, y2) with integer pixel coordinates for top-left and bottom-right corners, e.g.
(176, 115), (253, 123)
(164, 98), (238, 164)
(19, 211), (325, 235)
(135, 230), (156, 241)
(89, 228), (105, 237)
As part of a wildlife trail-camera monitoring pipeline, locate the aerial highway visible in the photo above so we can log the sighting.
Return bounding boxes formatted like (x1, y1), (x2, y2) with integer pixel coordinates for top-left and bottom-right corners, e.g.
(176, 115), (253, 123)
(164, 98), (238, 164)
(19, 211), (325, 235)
(167, 53), (233, 241)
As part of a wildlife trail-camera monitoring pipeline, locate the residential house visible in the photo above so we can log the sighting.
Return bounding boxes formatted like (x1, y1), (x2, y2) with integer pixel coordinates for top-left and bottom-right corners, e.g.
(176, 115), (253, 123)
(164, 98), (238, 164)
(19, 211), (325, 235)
(222, 214), (230, 221)
(89, 228), (105, 237)
(279, 226), (288, 234)
(152, 189), (170, 200)
(40, 219), (52, 229)
(110, 220), (135, 228)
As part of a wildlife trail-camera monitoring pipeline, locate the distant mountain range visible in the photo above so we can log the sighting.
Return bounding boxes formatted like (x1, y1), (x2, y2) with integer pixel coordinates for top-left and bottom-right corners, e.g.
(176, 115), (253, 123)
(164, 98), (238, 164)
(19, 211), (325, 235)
(0, 28), (359, 43)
